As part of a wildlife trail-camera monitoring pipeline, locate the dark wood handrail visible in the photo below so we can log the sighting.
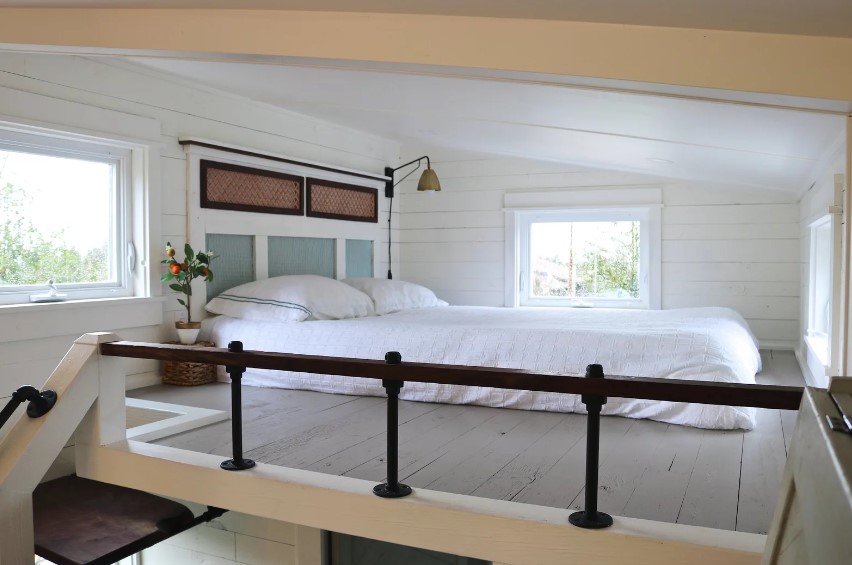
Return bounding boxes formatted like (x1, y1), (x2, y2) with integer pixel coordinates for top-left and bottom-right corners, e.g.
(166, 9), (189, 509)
(101, 341), (803, 410)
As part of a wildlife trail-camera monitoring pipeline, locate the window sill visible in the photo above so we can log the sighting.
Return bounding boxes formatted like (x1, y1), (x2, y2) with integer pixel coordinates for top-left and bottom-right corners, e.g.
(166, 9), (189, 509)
(804, 333), (830, 368)
(0, 296), (166, 344)
(521, 300), (648, 310)
(0, 296), (163, 314)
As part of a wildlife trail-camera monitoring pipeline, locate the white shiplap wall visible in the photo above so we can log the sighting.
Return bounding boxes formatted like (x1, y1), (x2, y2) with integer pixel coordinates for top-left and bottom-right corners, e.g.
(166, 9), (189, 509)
(0, 52), (396, 565)
(0, 52), (397, 394)
(397, 148), (800, 348)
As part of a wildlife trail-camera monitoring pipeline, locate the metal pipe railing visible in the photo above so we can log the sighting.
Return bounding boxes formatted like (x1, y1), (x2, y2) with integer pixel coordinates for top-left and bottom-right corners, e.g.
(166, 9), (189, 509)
(100, 341), (803, 410)
(101, 340), (805, 529)
(220, 341), (255, 471)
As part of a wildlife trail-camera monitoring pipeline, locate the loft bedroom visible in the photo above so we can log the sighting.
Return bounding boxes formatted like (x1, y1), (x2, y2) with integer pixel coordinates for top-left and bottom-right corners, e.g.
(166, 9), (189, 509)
(0, 3), (851, 565)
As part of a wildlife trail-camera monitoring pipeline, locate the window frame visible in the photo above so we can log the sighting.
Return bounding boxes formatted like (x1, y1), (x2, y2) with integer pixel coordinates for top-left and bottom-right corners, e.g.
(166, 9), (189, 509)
(0, 127), (135, 305)
(515, 207), (653, 309)
(806, 213), (839, 369)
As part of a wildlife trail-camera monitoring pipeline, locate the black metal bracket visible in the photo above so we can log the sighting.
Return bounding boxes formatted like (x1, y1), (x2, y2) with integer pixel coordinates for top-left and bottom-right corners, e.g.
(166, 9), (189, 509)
(569, 363), (613, 529)
(373, 351), (413, 498)
(221, 341), (256, 471)
(0, 385), (58, 431)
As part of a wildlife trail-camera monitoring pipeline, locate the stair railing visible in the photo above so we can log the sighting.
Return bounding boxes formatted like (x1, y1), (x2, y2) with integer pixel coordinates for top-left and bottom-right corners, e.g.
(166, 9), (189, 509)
(0, 332), (124, 565)
(0, 385), (57, 431)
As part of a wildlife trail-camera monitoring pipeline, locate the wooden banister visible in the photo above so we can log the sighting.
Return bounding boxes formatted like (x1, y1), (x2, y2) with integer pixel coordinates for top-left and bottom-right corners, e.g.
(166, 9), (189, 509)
(100, 341), (803, 410)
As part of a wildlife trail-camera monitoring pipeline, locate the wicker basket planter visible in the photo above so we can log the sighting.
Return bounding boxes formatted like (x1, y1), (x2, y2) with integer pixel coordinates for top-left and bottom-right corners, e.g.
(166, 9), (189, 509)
(162, 341), (217, 386)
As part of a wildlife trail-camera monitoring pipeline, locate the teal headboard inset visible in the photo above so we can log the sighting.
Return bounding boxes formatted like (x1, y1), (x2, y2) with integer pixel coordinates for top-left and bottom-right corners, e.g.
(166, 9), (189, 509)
(206, 234), (255, 301)
(269, 236), (335, 278)
(346, 239), (374, 278)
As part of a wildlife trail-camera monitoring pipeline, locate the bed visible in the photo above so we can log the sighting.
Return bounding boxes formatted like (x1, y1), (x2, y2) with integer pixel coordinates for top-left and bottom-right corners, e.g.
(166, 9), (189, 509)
(199, 279), (761, 430)
(181, 145), (761, 431)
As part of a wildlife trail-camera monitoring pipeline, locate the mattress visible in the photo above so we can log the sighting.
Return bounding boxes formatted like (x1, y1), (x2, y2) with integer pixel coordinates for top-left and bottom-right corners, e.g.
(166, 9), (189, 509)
(200, 306), (762, 430)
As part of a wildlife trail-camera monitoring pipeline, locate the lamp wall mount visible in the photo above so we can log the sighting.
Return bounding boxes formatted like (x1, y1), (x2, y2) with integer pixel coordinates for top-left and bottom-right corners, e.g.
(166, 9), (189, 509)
(384, 156), (440, 198)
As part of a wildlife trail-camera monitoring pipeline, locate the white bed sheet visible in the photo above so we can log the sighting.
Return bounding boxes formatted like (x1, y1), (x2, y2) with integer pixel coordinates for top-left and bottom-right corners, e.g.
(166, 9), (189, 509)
(200, 306), (762, 429)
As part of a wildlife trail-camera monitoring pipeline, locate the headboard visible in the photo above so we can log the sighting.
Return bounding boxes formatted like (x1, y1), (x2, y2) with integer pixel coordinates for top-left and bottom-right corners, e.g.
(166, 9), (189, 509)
(204, 233), (375, 302)
(182, 140), (386, 322)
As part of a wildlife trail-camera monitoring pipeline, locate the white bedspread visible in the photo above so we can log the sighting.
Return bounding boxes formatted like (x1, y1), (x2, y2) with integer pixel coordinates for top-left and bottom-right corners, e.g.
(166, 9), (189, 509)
(200, 306), (762, 429)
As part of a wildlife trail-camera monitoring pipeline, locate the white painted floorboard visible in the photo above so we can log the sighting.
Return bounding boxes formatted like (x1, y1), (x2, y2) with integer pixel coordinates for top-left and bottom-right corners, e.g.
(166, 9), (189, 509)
(129, 350), (803, 535)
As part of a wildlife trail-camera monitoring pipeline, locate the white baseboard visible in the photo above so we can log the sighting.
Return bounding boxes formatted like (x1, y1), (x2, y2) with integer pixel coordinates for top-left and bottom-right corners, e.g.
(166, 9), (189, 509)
(758, 340), (797, 351)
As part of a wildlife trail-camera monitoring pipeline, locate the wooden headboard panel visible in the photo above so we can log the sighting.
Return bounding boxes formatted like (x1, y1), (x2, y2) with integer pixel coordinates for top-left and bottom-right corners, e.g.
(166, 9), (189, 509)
(184, 142), (385, 322)
(204, 233), (375, 303)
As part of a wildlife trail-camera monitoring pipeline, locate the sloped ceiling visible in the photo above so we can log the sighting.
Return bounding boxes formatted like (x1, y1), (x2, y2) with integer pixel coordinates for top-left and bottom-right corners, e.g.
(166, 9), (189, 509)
(25, 0), (840, 193)
(123, 56), (845, 194)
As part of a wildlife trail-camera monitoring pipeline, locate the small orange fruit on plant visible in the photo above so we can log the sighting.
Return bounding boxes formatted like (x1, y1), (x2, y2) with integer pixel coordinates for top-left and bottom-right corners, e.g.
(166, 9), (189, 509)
(161, 241), (215, 323)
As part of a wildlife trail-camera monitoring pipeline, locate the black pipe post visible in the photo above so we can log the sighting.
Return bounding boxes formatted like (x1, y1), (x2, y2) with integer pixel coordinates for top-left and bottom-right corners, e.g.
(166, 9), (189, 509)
(373, 351), (412, 498)
(221, 341), (256, 471)
(569, 363), (613, 529)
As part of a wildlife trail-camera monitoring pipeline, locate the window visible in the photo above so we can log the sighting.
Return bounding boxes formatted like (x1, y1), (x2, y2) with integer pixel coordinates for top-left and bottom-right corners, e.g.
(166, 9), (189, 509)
(806, 214), (836, 367)
(517, 209), (652, 308)
(0, 128), (134, 304)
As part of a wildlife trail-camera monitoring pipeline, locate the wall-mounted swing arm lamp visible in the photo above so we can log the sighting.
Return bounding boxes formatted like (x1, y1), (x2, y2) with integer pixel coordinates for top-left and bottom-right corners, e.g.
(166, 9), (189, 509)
(384, 156), (441, 279)
(384, 156), (441, 198)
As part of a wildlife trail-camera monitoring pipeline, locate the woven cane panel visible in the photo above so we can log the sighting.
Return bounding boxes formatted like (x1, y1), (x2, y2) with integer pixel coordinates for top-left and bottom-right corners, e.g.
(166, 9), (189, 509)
(201, 160), (303, 215)
(306, 178), (378, 223)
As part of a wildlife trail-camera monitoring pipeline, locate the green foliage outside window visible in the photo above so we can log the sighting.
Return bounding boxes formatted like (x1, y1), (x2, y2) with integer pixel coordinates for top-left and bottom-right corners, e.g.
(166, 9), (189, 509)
(0, 180), (108, 286)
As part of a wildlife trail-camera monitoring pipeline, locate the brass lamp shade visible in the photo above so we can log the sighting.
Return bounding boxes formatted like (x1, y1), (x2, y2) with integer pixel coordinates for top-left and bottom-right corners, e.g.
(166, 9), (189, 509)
(417, 167), (441, 192)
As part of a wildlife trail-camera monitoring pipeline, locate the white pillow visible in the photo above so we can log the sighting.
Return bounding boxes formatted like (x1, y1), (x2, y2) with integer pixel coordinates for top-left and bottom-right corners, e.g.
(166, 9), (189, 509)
(206, 275), (375, 322)
(342, 278), (448, 315)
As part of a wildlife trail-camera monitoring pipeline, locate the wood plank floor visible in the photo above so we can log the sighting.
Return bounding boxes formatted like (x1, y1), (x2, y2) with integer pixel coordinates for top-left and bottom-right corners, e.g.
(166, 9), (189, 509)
(129, 349), (803, 535)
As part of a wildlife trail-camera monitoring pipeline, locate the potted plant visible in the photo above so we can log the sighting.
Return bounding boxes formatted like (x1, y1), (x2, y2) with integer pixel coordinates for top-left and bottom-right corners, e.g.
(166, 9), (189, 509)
(161, 242), (215, 344)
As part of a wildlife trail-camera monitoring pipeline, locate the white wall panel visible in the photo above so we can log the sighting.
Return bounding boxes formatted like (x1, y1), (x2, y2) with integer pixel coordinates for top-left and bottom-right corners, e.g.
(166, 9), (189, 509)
(662, 239), (798, 263)
(399, 147), (801, 348)
(0, 50), (396, 374)
(664, 204), (799, 224)
(0, 51), (391, 565)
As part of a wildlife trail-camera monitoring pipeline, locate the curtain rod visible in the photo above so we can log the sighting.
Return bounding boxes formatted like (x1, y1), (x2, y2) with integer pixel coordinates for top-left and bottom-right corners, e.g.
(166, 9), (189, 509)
(178, 138), (389, 183)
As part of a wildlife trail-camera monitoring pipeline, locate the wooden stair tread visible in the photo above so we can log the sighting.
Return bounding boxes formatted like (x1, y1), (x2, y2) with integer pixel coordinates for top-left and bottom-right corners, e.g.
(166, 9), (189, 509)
(33, 475), (194, 565)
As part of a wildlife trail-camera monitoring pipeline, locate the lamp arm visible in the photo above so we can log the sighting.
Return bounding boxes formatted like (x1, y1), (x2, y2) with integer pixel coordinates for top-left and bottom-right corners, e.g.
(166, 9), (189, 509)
(394, 155), (429, 174)
(385, 155), (432, 279)
(385, 155), (431, 198)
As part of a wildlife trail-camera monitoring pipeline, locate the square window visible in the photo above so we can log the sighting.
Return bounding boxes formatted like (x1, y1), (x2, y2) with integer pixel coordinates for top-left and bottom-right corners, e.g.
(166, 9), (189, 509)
(513, 207), (657, 309)
(529, 220), (640, 300)
(0, 129), (134, 304)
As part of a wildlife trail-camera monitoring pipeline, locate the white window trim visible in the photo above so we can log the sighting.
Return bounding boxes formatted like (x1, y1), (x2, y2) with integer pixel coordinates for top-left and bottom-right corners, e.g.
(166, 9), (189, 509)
(0, 129), (134, 304)
(806, 211), (842, 376)
(504, 188), (662, 310)
(0, 109), (160, 308)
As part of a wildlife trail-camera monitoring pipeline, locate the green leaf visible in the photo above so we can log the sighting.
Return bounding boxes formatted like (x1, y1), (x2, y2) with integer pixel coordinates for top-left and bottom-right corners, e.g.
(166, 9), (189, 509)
(184, 243), (194, 262)
(177, 270), (186, 282)
(196, 252), (207, 263)
(207, 272), (214, 282)
(177, 298), (186, 307)
(169, 283), (184, 293)
(160, 274), (173, 282)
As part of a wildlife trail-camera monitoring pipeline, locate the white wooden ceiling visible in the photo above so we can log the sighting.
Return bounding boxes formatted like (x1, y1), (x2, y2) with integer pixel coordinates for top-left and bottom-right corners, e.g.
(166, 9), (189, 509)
(123, 56), (845, 194)
(5, 1), (849, 193)
(4, 0), (851, 38)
